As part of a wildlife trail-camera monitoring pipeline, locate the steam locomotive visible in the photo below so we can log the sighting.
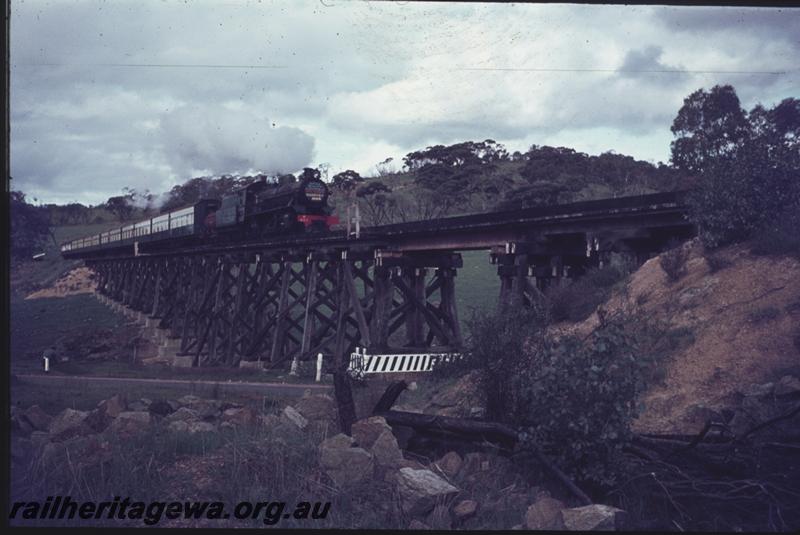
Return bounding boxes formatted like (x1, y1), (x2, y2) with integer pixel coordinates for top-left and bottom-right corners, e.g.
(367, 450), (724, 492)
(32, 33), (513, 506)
(60, 169), (339, 257)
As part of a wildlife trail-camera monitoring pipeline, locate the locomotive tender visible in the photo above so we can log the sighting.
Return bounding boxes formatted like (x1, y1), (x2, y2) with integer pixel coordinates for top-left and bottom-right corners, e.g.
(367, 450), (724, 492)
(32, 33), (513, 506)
(60, 169), (339, 258)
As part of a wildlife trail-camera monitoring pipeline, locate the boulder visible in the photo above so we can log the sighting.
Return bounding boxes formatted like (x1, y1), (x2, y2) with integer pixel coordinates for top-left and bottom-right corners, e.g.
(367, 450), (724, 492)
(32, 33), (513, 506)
(408, 519), (430, 530)
(22, 405), (53, 431)
(42, 434), (112, 469)
(395, 467), (460, 516)
(165, 407), (201, 423)
(177, 394), (202, 406)
(85, 408), (114, 433)
(97, 394), (127, 418)
(525, 496), (566, 530)
(294, 393), (338, 424)
(221, 406), (256, 427)
(351, 416), (393, 450)
(168, 420), (216, 434)
(319, 434), (374, 487)
(452, 499), (478, 521)
(110, 411), (151, 437)
(180, 398), (222, 420)
(48, 408), (92, 440)
(148, 400), (175, 417)
(127, 399), (150, 412)
(560, 504), (626, 531)
(11, 414), (34, 436)
(369, 428), (404, 469)
(434, 451), (463, 478)
(461, 452), (485, 475)
(775, 375), (800, 397)
(30, 431), (51, 449)
(740, 382), (774, 398)
(281, 406), (309, 430)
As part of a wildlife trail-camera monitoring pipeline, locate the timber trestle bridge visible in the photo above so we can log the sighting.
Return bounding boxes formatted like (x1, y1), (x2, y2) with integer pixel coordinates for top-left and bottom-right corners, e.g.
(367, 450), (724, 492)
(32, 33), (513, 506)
(72, 191), (695, 371)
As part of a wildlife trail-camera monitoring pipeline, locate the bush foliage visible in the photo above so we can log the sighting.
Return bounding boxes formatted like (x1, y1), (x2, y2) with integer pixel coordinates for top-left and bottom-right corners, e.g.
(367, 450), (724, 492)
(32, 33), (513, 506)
(460, 303), (660, 487)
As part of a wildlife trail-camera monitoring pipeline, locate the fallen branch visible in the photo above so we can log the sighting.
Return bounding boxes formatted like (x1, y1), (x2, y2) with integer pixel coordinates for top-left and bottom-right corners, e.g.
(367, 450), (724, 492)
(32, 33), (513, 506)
(376, 409), (592, 505)
(738, 404), (800, 441)
(372, 380), (408, 415)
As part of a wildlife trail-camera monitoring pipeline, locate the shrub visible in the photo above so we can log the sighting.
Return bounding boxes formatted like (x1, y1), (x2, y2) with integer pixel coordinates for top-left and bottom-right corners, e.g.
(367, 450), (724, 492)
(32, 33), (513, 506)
(546, 265), (627, 323)
(659, 245), (688, 282)
(750, 204), (800, 258)
(510, 309), (648, 487)
(748, 306), (781, 324)
(462, 303), (652, 488)
(705, 254), (733, 273)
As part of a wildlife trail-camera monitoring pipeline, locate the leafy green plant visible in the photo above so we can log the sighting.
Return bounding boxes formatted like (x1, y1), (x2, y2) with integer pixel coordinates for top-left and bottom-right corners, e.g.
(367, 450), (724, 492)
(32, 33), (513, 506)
(546, 265), (627, 323)
(659, 245), (688, 282)
(705, 253), (733, 273)
(748, 306), (781, 324)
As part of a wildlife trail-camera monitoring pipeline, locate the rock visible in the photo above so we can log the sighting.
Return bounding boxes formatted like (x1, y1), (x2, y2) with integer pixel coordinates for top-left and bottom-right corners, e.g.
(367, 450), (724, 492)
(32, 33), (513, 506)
(97, 394), (127, 418)
(740, 382), (774, 398)
(258, 413), (281, 429)
(48, 408), (92, 440)
(165, 407), (201, 423)
(408, 519), (430, 530)
(426, 504), (452, 530)
(221, 406), (256, 427)
(85, 408), (113, 432)
(168, 420), (216, 434)
(294, 393), (337, 423)
(319, 434), (374, 487)
(127, 399), (150, 412)
(774, 375), (800, 397)
(395, 467), (460, 516)
(453, 499), (478, 521)
(281, 406), (309, 430)
(181, 399), (222, 420)
(370, 428), (404, 469)
(110, 411), (151, 437)
(148, 400), (175, 417)
(30, 431), (51, 449)
(177, 394), (202, 406)
(560, 504), (626, 531)
(12, 414), (34, 436)
(461, 452), (485, 475)
(351, 416), (393, 449)
(525, 496), (566, 530)
(42, 434), (112, 469)
(400, 459), (428, 470)
(434, 451), (463, 478)
(21, 405), (53, 431)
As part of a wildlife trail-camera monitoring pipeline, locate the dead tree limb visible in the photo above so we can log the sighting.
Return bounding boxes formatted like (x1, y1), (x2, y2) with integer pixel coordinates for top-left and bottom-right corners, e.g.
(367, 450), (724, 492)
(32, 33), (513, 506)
(377, 409), (592, 505)
(738, 404), (800, 441)
(372, 380), (408, 415)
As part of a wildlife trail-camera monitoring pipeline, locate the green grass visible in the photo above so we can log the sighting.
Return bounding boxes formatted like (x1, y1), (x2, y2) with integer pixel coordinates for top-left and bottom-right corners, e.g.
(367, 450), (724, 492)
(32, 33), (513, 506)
(11, 294), (126, 373)
(10, 377), (286, 415)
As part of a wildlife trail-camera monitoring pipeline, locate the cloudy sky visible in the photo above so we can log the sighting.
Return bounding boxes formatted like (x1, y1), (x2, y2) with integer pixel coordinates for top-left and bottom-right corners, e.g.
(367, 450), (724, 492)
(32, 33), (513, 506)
(10, 1), (799, 205)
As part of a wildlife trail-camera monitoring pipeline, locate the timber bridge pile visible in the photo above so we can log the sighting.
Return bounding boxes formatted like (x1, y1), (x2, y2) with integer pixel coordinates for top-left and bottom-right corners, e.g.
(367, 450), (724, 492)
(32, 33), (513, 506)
(64, 191), (695, 370)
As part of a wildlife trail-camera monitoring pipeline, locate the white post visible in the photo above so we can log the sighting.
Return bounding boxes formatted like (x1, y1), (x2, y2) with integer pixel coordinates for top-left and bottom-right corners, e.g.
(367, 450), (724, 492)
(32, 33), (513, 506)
(43, 356), (49, 373)
(289, 356), (299, 376)
(315, 353), (324, 382)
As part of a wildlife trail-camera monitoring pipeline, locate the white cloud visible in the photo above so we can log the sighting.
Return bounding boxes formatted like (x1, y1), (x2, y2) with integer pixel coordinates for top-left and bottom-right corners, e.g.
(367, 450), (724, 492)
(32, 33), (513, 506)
(10, 1), (799, 204)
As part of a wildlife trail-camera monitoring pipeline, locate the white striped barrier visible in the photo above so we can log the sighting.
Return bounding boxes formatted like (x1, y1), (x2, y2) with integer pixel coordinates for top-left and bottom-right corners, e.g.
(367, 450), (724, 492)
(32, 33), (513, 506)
(347, 347), (462, 377)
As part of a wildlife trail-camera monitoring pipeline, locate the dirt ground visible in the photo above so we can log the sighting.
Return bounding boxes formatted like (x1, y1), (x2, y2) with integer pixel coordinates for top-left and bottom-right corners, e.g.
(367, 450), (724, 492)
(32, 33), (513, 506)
(25, 267), (97, 300)
(566, 239), (800, 434)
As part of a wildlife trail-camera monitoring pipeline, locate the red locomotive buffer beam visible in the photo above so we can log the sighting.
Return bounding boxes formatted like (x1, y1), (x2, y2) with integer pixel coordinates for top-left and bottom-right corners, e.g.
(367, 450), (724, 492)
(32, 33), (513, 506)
(297, 214), (340, 229)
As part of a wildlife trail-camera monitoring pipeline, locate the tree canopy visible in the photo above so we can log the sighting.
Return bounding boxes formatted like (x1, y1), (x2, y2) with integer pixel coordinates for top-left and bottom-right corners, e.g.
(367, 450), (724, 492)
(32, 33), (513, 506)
(672, 85), (800, 248)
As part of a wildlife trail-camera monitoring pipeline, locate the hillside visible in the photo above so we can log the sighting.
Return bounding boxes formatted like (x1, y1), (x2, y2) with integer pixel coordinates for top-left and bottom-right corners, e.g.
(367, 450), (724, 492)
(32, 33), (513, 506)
(555, 239), (800, 434)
